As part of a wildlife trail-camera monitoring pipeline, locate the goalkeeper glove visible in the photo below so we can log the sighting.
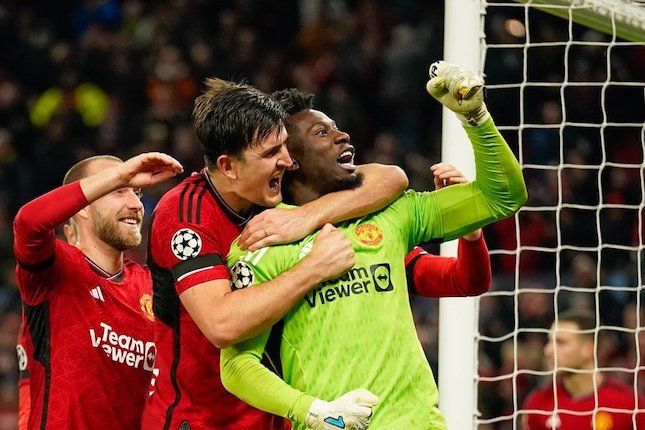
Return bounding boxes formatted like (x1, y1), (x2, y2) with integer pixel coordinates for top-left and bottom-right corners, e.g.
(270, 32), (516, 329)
(305, 389), (380, 430)
(426, 61), (490, 126)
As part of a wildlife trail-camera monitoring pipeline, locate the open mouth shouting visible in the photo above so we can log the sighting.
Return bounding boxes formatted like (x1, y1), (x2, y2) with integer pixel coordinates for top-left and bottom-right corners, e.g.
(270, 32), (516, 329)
(268, 174), (282, 193)
(337, 146), (356, 172)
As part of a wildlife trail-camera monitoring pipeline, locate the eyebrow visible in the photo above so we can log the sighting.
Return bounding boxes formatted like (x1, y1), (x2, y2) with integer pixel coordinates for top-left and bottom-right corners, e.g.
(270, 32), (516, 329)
(258, 142), (284, 157)
(308, 120), (337, 133)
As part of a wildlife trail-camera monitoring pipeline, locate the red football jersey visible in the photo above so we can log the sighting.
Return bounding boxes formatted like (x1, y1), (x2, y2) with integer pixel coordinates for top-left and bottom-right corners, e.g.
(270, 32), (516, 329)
(17, 312), (33, 430)
(143, 171), (287, 429)
(523, 378), (645, 430)
(13, 182), (156, 429)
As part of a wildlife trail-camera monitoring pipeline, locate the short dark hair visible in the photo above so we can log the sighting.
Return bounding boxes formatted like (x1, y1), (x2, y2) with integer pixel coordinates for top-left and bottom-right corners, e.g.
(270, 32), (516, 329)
(192, 78), (287, 166)
(556, 309), (597, 340)
(271, 88), (315, 116)
(63, 155), (122, 185)
(271, 88), (315, 134)
(270, 89), (316, 205)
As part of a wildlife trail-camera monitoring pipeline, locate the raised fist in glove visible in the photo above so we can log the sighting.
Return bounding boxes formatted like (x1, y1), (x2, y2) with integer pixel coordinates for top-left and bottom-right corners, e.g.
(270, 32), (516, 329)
(305, 388), (380, 430)
(426, 61), (490, 126)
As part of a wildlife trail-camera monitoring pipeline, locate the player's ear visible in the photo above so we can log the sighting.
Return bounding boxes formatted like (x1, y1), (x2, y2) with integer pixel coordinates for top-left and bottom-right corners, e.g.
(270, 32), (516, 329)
(216, 154), (238, 180)
(77, 207), (90, 220)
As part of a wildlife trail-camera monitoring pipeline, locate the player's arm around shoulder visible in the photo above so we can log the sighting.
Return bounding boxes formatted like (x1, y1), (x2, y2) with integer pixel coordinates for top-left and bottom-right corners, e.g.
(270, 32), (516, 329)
(303, 162), (408, 226)
(238, 164), (408, 251)
(183, 225), (355, 349)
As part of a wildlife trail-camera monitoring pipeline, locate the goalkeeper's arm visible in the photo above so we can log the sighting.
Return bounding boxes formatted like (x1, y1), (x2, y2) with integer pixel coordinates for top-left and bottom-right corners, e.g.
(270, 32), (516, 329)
(420, 61), (528, 240)
(220, 332), (379, 430)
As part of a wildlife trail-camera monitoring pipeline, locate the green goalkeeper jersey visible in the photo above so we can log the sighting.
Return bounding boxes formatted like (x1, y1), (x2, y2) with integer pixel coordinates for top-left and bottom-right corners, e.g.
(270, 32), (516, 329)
(221, 118), (527, 429)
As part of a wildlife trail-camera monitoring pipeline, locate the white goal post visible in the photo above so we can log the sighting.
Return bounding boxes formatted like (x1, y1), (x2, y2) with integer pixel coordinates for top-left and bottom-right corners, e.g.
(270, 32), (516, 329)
(439, 1), (645, 429)
(438, 2), (482, 429)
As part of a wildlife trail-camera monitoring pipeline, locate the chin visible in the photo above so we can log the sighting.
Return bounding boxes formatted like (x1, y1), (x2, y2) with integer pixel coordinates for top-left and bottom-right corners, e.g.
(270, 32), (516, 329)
(260, 193), (283, 208)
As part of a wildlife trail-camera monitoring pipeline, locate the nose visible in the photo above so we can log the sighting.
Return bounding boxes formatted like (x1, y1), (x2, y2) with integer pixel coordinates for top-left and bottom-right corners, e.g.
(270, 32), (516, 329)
(125, 189), (144, 210)
(334, 129), (350, 144)
(277, 145), (293, 168)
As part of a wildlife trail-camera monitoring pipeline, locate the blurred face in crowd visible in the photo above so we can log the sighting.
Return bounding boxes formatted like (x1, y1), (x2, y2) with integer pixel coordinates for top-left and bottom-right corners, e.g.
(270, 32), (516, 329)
(544, 320), (595, 374)
(230, 125), (292, 209)
(286, 109), (360, 196)
(85, 159), (145, 251)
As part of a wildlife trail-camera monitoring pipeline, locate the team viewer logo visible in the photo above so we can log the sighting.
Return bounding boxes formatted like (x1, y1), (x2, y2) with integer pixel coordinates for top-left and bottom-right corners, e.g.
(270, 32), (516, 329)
(370, 263), (393, 291)
(354, 224), (383, 246)
(89, 322), (156, 371)
(171, 228), (202, 260)
(140, 294), (154, 321)
(230, 261), (254, 290)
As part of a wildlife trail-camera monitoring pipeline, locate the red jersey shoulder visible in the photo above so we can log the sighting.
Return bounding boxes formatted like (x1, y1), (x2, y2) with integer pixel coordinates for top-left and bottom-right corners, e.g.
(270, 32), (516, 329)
(600, 378), (642, 405)
(150, 175), (241, 267)
(17, 240), (89, 304)
(523, 382), (558, 410)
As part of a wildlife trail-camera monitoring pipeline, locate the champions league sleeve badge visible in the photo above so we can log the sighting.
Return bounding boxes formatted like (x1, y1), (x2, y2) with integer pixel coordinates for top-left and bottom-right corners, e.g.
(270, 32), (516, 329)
(171, 228), (202, 260)
(230, 261), (254, 290)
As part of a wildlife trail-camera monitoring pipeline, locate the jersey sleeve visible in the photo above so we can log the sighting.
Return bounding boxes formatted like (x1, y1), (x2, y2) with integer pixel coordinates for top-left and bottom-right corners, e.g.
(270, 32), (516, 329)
(13, 181), (88, 266)
(13, 182), (89, 304)
(220, 332), (316, 424)
(223, 239), (317, 424)
(391, 117), (526, 247)
(150, 213), (230, 295)
(405, 235), (490, 298)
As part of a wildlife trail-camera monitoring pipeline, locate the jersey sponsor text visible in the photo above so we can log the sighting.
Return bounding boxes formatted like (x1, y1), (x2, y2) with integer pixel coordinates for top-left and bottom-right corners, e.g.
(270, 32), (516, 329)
(305, 263), (393, 307)
(90, 322), (156, 371)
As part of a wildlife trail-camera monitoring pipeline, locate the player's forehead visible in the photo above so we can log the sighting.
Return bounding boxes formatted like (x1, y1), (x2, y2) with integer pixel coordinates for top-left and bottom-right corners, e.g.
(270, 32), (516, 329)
(247, 125), (287, 153)
(86, 158), (122, 176)
(550, 320), (580, 337)
(293, 109), (334, 131)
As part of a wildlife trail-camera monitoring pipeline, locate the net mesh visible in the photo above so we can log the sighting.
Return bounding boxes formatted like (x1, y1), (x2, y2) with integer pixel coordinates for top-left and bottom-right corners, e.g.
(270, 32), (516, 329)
(476, 1), (645, 428)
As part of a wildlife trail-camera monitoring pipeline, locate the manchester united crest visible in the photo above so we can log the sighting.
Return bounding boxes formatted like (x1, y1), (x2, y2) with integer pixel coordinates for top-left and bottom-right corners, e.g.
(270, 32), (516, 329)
(140, 293), (155, 322)
(354, 224), (384, 246)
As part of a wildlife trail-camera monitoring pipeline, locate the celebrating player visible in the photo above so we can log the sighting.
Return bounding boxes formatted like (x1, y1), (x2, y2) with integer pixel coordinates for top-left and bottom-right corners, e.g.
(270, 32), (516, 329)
(522, 309), (645, 429)
(143, 77), (410, 429)
(220, 61), (527, 429)
(13, 152), (183, 429)
(16, 218), (79, 430)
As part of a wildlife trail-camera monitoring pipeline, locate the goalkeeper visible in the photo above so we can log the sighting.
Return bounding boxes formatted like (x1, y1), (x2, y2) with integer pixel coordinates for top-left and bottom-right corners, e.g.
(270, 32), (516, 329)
(221, 61), (528, 429)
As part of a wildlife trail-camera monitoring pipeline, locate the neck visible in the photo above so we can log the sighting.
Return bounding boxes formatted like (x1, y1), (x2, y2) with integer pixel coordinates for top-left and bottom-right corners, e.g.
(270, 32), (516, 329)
(206, 169), (253, 214)
(76, 239), (124, 275)
(289, 180), (321, 206)
(562, 370), (603, 398)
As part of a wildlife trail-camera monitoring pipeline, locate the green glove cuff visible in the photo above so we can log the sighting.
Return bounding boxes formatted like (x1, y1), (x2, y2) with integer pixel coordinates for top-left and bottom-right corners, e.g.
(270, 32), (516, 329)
(456, 102), (491, 127)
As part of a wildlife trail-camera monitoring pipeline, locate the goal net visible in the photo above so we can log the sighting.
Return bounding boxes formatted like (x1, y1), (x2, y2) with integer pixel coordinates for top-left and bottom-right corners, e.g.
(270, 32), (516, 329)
(472, 1), (645, 429)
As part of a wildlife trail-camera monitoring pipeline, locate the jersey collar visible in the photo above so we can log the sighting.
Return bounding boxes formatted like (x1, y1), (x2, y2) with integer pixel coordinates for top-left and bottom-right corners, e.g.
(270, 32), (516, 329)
(201, 169), (255, 227)
(84, 256), (124, 282)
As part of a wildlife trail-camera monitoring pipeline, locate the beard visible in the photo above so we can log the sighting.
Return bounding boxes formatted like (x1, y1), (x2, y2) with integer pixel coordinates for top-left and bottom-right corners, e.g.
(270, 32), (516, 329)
(89, 207), (142, 251)
(329, 171), (364, 194)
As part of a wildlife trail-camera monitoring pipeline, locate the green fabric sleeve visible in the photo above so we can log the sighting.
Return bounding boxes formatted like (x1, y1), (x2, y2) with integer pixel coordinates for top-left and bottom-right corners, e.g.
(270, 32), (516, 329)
(465, 117), (527, 218)
(220, 332), (316, 424)
(423, 117), (527, 241)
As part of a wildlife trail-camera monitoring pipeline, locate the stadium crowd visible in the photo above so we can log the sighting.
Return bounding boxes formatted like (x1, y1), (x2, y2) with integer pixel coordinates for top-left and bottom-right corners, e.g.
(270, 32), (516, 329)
(0, 0), (644, 428)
